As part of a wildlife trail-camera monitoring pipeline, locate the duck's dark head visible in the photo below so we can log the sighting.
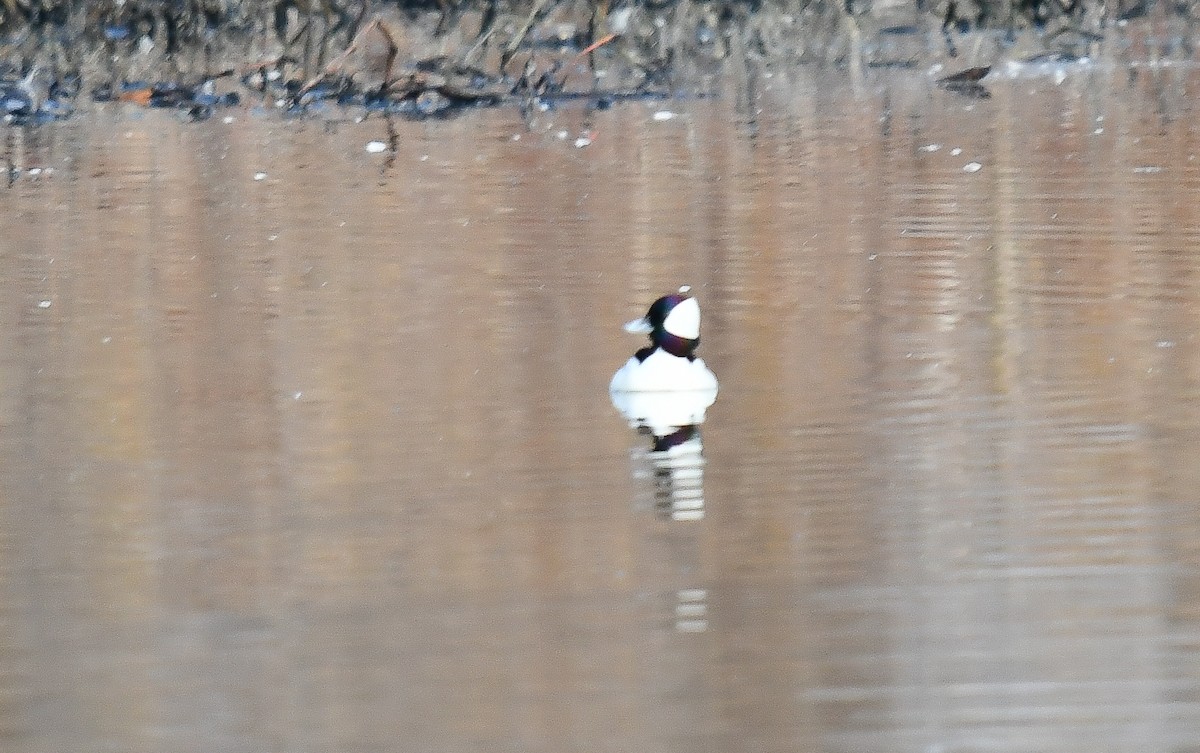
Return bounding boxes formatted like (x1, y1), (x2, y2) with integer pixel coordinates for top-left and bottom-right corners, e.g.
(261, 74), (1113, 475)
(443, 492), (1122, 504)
(624, 286), (701, 360)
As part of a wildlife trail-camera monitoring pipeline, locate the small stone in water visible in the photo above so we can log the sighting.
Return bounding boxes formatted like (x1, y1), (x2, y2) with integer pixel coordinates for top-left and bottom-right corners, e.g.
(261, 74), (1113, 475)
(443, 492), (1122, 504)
(963, 162), (982, 172)
(366, 141), (387, 153)
(415, 90), (450, 116)
(653, 111), (676, 121)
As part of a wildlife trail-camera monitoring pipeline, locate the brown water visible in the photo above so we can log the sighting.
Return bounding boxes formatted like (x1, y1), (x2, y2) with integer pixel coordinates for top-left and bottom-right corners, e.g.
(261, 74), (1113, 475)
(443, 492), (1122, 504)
(2, 62), (1200, 753)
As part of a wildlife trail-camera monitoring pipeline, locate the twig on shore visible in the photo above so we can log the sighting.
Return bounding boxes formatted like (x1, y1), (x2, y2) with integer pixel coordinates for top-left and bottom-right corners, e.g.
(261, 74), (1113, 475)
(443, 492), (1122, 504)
(501, 0), (556, 72)
(577, 32), (617, 57)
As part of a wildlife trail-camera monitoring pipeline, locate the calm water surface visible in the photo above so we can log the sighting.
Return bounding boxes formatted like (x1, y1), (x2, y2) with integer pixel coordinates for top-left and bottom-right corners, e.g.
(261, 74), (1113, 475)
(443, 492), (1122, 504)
(2, 63), (1200, 753)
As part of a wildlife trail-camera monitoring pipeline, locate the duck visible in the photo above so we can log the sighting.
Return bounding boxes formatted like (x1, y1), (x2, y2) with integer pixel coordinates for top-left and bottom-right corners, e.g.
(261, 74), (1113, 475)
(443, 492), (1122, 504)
(610, 286), (718, 430)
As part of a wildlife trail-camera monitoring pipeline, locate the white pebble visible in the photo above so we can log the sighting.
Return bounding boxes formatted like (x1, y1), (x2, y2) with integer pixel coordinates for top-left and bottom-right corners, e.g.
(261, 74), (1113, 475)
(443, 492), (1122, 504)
(37, 300), (51, 308)
(950, 147), (963, 156)
(652, 111), (676, 121)
(963, 162), (982, 173)
(366, 141), (387, 153)
(574, 136), (592, 148)
(919, 144), (941, 152)
(254, 172), (267, 181)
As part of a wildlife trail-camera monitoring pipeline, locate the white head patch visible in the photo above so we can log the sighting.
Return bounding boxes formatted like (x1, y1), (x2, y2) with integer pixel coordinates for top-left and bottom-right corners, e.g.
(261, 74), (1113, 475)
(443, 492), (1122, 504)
(664, 297), (700, 339)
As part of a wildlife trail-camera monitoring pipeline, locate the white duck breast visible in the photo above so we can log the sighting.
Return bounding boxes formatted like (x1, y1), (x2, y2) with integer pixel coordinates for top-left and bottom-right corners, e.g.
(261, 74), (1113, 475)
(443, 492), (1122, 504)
(609, 349), (718, 393)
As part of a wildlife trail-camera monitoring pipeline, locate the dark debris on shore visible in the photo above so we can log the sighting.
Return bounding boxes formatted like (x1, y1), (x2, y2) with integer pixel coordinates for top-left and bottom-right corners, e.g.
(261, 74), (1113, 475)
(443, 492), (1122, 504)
(0, 0), (1189, 122)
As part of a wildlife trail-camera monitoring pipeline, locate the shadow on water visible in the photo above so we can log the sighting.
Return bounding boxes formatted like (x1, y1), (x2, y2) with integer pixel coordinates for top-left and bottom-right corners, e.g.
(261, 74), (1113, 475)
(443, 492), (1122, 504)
(2, 58), (1200, 753)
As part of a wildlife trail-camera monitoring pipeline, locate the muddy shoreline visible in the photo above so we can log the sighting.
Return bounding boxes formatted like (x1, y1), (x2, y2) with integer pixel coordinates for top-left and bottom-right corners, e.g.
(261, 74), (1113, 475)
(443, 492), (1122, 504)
(0, 1), (1191, 121)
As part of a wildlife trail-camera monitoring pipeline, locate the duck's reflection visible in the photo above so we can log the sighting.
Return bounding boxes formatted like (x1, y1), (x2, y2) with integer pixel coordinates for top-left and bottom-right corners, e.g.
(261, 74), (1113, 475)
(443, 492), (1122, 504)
(649, 426), (705, 521)
(611, 379), (717, 521)
(674, 588), (708, 632)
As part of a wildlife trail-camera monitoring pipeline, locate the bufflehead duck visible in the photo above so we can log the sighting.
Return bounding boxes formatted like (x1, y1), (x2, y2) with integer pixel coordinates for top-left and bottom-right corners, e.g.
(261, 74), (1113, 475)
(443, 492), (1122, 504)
(609, 286), (719, 398)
